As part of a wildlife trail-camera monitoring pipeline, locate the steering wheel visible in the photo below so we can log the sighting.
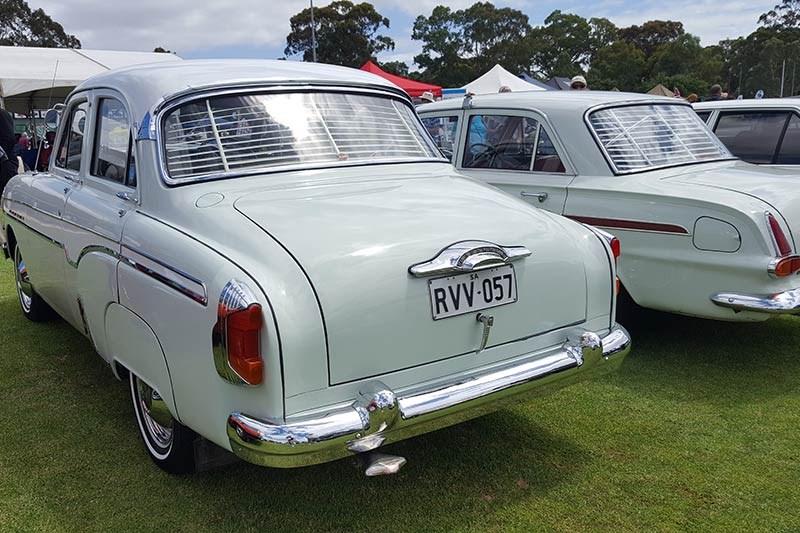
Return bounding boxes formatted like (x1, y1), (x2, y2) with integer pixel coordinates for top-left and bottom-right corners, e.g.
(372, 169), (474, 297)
(468, 143), (496, 167)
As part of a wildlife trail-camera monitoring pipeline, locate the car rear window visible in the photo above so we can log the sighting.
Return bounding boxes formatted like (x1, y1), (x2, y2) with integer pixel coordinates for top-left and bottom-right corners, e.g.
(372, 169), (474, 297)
(161, 91), (440, 182)
(588, 104), (732, 173)
(714, 111), (791, 164)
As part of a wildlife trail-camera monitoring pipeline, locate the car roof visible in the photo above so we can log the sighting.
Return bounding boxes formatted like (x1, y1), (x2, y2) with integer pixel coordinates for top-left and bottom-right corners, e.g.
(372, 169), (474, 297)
(72, 59), (403, 118)
(417, 90), (684, 114)
(694, 98), (800, 110)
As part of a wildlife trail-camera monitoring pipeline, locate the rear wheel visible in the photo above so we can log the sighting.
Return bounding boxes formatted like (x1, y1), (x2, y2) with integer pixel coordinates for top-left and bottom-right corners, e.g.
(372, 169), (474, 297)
(13, 244), (53, 322)
(129, 372), (196, 474)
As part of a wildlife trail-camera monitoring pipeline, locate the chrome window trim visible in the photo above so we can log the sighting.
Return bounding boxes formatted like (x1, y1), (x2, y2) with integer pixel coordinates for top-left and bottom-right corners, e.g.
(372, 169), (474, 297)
(151, 84), (444, 186)
(53, 97), (91, 176)
(583, 101), (737, 176)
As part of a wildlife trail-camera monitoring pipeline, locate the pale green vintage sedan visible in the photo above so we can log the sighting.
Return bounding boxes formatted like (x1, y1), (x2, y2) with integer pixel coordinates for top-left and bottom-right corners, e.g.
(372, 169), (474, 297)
(0, 61), (629, 475)
(419, 92), (800, 322)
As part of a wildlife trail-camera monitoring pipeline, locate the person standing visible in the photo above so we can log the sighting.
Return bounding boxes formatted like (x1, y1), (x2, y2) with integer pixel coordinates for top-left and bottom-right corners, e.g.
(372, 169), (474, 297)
(0, 106), (18, 193)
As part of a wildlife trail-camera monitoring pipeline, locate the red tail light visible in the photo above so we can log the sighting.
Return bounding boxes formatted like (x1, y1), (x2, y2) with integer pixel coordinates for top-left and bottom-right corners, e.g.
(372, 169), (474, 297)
(770, 255), (800, 277)
(609, 237), (621, 266)
(767, 212), (792, 257)
(226, 304), (264, 385)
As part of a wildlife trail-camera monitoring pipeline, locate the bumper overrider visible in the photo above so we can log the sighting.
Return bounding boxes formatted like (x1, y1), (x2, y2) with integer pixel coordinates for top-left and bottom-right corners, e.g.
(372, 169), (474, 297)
(227, 324), (631, 468)
(711, 288), (800, 314)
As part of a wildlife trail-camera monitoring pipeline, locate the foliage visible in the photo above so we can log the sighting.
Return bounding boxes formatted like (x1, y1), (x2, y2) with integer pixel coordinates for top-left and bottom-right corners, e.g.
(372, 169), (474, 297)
(0, 0), (80, 48)
(284, 0), (394, 68)
(618, 20), (685, 58)
(527, 10), (593, 78)
(759, 0), (800, 28)
(153, 46), (172, 54)
(411, 2), (529, 86)
(380, 60), (409, 77)
(588, 41), (646, 91)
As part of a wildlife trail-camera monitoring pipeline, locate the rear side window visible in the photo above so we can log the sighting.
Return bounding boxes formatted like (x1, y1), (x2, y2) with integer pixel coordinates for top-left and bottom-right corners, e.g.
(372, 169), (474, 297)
(91, 98), (132, 184)
(421, 115), (459, 161)
(776, 114), (800, 164)
(588, 104), (731, 173)
(695, 111), (711, 122)
(55, 101), (88, 171)
(463, 114), (565, 173)
(714, 111), (791, 164)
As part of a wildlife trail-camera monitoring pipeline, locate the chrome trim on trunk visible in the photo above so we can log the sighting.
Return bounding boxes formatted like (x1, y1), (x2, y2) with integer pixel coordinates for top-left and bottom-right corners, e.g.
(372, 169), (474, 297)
(408, 240), (531, 278)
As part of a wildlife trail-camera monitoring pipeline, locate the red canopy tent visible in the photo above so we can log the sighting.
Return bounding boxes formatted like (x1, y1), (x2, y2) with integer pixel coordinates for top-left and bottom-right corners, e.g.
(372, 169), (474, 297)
(359, 61), (442, 98)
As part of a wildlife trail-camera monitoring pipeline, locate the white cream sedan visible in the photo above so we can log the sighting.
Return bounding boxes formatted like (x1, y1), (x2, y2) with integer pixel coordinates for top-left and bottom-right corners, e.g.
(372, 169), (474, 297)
(0, 61), (629, 474)
(419, 92), (800, 321)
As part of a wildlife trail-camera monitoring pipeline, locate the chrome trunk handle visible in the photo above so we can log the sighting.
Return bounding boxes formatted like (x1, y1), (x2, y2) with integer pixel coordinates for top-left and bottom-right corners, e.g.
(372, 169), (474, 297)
(408, 240), (531, 278)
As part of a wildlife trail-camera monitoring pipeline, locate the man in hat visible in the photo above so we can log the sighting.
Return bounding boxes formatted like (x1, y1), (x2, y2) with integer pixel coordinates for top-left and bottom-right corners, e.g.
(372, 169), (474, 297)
(570, 75), (588, 90)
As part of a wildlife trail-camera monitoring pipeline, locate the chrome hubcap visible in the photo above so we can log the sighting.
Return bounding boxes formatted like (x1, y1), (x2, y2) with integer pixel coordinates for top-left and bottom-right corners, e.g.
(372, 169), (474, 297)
(14, 248), (33, 313)
(135, 377), (174, 450)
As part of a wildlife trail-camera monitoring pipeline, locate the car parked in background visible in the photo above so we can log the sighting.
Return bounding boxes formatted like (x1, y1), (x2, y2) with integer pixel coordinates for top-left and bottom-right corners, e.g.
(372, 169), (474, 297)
(0, 60), (629, 475)
(693, 98), (800, 167)
(418, 92), (800, 322)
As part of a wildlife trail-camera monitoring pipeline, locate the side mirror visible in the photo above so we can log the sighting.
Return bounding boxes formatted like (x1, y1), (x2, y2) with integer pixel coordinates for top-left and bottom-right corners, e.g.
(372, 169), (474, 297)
(44, 108), (61, 130)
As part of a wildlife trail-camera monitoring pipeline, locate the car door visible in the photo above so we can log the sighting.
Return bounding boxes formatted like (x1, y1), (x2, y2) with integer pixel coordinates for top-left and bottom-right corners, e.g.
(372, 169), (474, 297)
(456, 109), (575, 214)
(61, 91), (137, 337)
(20, 97), (90, 318)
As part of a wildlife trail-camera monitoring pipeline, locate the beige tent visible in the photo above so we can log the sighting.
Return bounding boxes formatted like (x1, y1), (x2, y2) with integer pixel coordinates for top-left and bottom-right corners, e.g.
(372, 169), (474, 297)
(0, 46), (182, 114)
(647, 84), (674, 97)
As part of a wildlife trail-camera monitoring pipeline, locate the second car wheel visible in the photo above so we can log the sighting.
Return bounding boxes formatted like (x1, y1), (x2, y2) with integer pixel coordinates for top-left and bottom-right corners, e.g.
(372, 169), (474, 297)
(129, 372), (197, 474)
(13, 244), (53, 322)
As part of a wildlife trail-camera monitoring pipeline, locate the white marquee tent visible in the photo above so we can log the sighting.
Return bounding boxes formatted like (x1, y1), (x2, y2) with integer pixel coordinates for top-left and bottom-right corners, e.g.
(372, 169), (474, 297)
(0, 46), (182, 114)
(462, 64), (545, 95)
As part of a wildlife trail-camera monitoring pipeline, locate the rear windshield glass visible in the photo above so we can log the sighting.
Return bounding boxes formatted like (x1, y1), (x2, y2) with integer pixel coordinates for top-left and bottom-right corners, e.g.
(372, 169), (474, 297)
(162, 91), (440, 182)
(588, 104), (732, 173)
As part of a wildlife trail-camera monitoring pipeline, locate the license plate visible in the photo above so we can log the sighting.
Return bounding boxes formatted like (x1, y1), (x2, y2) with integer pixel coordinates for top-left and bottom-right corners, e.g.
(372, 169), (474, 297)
(428, 265), (517, 320)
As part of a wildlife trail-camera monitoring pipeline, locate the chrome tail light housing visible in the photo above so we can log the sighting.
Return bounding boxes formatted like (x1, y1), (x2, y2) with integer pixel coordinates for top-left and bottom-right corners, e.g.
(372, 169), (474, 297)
(213, 279), (264, 386)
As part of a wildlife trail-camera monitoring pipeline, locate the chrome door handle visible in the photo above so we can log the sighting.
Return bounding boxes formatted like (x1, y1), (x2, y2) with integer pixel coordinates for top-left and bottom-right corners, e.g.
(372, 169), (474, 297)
(116, 191), (138, 203)
(521, 191), (548, 203)
(63, 174), (82, 185)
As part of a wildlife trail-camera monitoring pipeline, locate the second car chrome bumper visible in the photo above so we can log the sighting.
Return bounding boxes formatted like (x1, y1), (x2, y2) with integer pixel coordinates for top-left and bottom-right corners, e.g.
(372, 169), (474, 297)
(227, 324), (631, 468)
(711, 287), (800, 314)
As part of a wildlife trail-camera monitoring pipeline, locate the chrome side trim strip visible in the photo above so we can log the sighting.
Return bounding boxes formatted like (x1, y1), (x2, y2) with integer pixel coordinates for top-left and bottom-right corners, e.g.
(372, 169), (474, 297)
(226, 325), (631, 468)
(5, 212), (63, 248)
(711, 288), (800, 314)
(409, 240), (531, 278)
(121, 245), (208, 306)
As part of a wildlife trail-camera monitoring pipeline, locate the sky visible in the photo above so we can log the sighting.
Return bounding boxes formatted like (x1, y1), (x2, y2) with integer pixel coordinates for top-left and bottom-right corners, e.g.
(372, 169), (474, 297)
(30, 0), (776, 68)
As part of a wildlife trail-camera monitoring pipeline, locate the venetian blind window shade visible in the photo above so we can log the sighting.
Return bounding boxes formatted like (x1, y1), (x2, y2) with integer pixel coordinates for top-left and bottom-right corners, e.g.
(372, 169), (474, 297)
(163, 92), (439, 181)
(589, 104), (732, 173)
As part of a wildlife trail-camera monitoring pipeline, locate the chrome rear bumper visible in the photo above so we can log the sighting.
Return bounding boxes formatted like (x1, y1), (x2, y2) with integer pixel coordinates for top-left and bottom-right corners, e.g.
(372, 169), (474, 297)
(227, 324), (631, 468)
(711, 287), (800, 314)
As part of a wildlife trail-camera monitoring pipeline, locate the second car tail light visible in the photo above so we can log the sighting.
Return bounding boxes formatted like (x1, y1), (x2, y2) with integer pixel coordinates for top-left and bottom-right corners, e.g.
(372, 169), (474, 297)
(767, 212), (792, 257)
(213, 279), (264, 386)
(770, 255), (800, 277)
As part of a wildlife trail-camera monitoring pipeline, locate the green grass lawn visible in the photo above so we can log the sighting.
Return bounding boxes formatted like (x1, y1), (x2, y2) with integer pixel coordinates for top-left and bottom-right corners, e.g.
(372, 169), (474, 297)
(1, 257), (799, 532)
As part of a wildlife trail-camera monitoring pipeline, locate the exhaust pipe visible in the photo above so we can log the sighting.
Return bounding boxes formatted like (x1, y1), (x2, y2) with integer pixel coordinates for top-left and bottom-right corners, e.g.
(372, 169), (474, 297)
(357, 451), (407, 476)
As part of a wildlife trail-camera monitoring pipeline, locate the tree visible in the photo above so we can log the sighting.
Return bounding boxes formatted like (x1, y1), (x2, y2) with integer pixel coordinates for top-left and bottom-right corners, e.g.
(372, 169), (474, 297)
(284, 1), (394, 67)
(412, 2), (530, 87)
(618, 20), (684, 58)
(153, 46), (172, 53)
(527, 10), (592, 78)
(0, 0), (80, 47)
(760, 0), (800, 28)
(588, 17), (618, 59)
(380, 60), (409, 77)
(588, 41), (645, 91)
